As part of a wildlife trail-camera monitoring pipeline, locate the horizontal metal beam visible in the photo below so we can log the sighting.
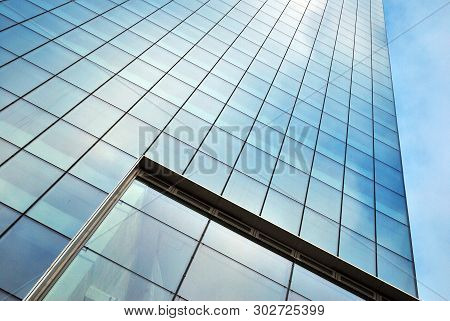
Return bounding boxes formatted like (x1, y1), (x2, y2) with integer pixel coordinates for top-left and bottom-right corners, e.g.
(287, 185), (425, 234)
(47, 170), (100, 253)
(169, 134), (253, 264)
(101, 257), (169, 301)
(140, 157), (418, 301)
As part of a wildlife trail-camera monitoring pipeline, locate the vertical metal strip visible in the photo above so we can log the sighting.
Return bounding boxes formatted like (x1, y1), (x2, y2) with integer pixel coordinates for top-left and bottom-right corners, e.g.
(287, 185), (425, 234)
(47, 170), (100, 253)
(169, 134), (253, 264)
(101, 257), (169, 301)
(24, 157), (143, 301)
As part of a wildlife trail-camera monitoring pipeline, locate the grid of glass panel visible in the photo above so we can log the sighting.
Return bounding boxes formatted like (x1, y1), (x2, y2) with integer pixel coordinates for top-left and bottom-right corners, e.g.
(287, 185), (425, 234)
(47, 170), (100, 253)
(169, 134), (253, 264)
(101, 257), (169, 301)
(44, 179), (363, 301)
(0, 0), (417, 299)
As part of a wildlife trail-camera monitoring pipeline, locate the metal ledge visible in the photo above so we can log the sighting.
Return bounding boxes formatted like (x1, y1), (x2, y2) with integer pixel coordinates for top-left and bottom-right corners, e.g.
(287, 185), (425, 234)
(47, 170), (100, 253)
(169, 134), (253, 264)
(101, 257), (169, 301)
(140, 157), (418, 301)
(26, 156), (418, 301)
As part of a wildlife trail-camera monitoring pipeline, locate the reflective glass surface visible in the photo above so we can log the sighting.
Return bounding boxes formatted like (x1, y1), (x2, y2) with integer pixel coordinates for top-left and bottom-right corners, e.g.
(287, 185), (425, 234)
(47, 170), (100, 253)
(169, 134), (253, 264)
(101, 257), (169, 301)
(0, 0), (416, 298)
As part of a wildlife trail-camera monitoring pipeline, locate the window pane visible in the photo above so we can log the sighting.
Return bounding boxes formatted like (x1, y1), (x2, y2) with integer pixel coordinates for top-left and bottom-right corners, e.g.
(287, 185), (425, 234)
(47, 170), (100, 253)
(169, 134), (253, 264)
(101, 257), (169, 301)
(271, 162), (309, 204)
(312, 153), (344, 190)
(184, 151), (232, 194)
(0, 138), (18, 164)
(339, 227), (376, 274)
(316, 131), (345, 164)
(103, 114), (160, 157)
(375, 184), (408, 225)
(341, 195), (375, 240)
(146, 133), (196, 174)
(86, 202), (197, 292)
(178, 245), (286, 300)
(27, 174), (107, 238)
(306, 178), (341, 222)
(64, 96), (124, 138)
(261, 188), (303, 234)
(0, 100), (56, 147)
(290, 265), (363, 301)
(24, 77), (88, 117)
(344, 169), (374, 208)
(120, 180), (208, 240)
(130, 93), (179, 130)
(0, 217), (68, 298)
(346, 145), (374, 179)
(24, 41), (80, 74)
(222, 170), (268, 214)
(26, 121), (96, 170)
(60, 59), (113, 93)
(376, 212), (412, 260)
(0, 151), (62, 212)
(300, 208), (339, 254)
(377, 246), (416, 296)
(202, 222), (292, 285)
(94, 76), (146, 112)
(45, 249), (172, 301)
(375, 160), (405, 196)
(0, 203), (20, 235)
(70, 141), (136, 193)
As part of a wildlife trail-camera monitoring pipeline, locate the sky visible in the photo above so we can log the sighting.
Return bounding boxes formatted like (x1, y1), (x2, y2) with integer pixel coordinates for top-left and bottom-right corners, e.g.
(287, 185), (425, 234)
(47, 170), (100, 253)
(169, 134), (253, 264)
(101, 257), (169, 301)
(383, 0), (450, 300)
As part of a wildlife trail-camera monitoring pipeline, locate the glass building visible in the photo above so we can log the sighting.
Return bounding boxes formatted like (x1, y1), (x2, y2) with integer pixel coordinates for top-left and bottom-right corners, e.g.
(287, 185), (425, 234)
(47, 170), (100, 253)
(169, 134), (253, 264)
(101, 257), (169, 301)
(0, 0), (417, 301)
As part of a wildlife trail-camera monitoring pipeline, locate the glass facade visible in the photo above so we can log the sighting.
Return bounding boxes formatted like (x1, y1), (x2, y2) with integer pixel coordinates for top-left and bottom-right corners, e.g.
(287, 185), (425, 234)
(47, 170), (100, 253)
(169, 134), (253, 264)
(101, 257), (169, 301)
(0, 0), (417, 300)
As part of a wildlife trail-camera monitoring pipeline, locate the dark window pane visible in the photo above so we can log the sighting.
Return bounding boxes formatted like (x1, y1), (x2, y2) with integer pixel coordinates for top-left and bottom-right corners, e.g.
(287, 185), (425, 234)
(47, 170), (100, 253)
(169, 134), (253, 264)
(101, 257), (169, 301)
(0, 217), (68, 298)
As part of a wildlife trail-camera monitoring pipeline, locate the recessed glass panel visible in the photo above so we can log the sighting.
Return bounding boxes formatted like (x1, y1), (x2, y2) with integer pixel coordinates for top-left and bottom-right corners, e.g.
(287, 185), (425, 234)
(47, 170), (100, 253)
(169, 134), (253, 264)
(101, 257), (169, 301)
(0, 151), (62, 212)
(27, 174), (107, 238)
(45, 248), (173, 301)
(120, 180), (208, 240)
(203, 222), (292, 285)
(178, 245), (286, 301)
(86, 201), (197, 292)
(0, 217), (68, 299)
(290, 265), (362, 301)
